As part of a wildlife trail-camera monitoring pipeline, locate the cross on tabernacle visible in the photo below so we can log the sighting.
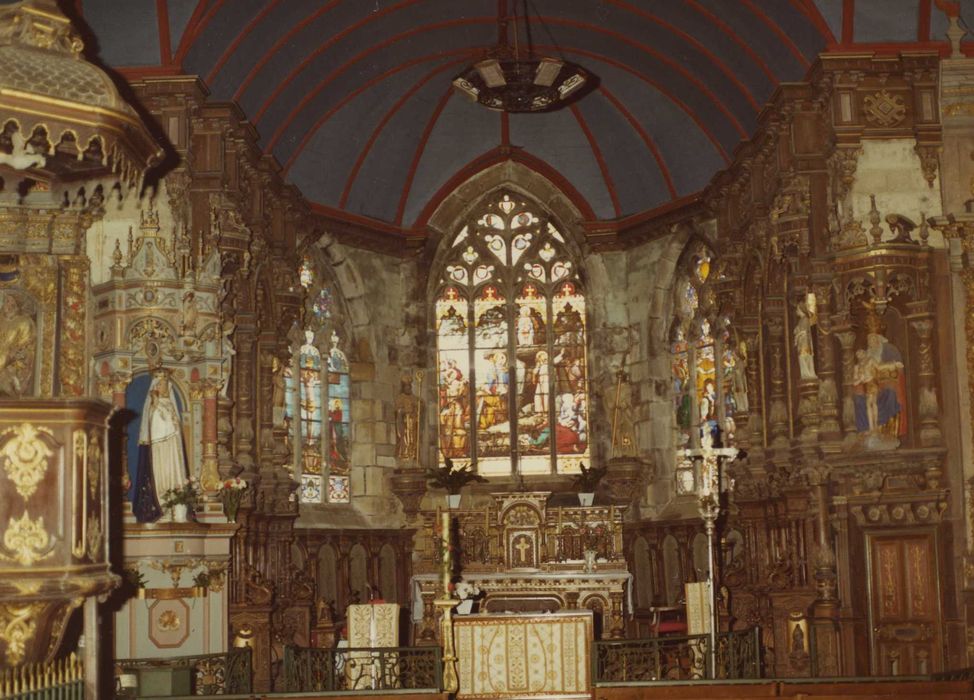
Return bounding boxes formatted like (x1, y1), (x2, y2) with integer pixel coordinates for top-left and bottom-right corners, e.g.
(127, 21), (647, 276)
(514, 536), (532, 564)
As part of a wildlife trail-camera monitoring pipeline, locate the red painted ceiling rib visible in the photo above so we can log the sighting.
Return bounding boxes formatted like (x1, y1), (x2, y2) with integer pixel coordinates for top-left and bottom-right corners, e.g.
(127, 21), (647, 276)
(171, 0), (209, 65)
(538, 16), (751, 135)
(338, 58), (472, 208)
(310, 201), (406, 235)
(412, 147), (598, 228)
(569, 103), (621, 217)
(598, 85), (677, 199)
(607, 0), (761, 109)
(233, 0), (345, 101)
(264, 19), (481, 151)
(281, 40), (732, 177)
(155, 0), (172, 66)
(267, 18), (749, 158)
(792, 0), (836, 43)
(174, 0), (225, 65)
(395, 88), (456, 225)
(841, 0), (855, 44)
(918, 0), (932, 41)
(253, 0), (433, 125)
(205, 0), (283, 85)
(739, 0), (809, 67)
(542, 44), (732, 163)
(684, 0), (777, 83)
(282, 48), (479, 174)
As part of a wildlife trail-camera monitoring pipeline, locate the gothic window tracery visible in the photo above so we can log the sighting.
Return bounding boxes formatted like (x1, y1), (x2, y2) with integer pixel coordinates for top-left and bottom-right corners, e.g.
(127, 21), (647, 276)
(288, 255), (351, 504)
(435, 191), (589, 476)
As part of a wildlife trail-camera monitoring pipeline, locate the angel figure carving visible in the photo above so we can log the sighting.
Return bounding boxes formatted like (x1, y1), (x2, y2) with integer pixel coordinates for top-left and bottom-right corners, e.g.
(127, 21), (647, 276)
(0, 130), (46, 171)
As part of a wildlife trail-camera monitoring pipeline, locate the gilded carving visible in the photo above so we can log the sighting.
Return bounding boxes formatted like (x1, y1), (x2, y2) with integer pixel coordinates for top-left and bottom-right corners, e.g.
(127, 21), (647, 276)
(863, 90), (906, 127)
(60, 260), (87, 396)
(0, 291), (37, 397)
(86, 512), (102, 560)
(0, 603), (42, 666)
(0, 511), (54, 566)
(158, 609), (180, 631)
(0, 423), (53, 500)
(87, 428), (102, 500)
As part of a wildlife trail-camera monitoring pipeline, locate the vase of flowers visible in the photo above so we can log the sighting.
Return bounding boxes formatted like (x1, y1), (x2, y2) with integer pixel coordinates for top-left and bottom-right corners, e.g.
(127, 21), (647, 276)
(217, 477), (248, 522)
(426, 457), (488, 509)
(572, 462), (606, 507)
(161, 478), (201, 522)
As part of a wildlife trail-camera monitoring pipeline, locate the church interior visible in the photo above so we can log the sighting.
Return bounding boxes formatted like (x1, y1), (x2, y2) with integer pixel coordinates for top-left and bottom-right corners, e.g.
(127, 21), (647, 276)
(6, 0), (974, 698)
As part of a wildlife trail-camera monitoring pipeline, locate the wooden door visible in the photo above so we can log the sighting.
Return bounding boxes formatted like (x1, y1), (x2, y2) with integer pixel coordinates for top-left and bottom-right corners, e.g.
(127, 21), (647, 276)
(867, 531), (942, 675)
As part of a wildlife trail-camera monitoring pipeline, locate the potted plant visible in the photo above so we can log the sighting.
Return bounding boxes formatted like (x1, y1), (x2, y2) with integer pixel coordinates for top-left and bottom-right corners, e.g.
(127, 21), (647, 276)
(217, 476), (248, 522)
(572, 462), (606, 506)
(425, 457), (488, 509)
(161, 478), (201, 522)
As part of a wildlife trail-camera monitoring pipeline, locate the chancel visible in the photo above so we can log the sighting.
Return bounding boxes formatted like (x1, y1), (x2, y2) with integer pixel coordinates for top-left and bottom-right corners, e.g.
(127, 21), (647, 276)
(5, 1), (974, 699)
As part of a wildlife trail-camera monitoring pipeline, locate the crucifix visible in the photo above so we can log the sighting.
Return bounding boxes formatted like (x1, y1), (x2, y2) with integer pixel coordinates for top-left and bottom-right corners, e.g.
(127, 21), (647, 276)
(681, 430), (739, 678)
(514, 535), (532, 565)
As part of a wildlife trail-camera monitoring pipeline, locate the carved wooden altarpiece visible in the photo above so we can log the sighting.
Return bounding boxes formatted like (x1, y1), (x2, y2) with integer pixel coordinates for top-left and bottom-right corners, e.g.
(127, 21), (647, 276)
(412, 492), (630, 641)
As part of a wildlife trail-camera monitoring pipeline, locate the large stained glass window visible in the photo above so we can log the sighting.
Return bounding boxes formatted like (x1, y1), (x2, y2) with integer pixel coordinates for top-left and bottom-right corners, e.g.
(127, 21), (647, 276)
(288, 256), (352, 504)
(435, 191), (589, 476)
(670, 244), (735, 448)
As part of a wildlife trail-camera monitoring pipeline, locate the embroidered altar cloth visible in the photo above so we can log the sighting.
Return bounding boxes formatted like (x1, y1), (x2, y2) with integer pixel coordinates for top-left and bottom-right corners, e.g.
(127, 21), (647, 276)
(454, 610), (592, 699)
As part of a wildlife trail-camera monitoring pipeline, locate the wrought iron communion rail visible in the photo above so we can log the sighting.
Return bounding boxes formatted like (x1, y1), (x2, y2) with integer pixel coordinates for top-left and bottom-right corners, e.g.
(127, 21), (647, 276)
(593, 628), (762, 684)
(717, 627), (762, 679)
(117, 647), (252, 695)
(282, 644), (442, 693)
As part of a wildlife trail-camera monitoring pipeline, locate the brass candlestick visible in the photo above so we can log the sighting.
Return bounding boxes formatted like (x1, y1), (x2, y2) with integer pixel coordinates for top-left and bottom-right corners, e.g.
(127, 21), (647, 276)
(436, 509), (459, 692)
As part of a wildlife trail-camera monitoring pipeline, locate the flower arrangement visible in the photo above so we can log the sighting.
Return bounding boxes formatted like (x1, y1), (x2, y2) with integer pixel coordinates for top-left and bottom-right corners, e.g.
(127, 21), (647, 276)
(218, 477), (248, 522)
(425, 456), (488, 495)
(571, 462), (606, 493)
(454, 581), (481, 601)
(161, 478), (202, 511)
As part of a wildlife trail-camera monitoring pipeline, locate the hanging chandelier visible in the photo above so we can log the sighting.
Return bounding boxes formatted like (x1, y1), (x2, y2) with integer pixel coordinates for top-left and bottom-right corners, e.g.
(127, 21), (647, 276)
(452, 1), (591, 113)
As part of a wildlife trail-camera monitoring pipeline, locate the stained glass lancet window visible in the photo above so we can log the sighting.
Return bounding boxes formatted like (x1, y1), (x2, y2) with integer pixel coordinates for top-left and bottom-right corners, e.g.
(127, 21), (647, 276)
(287, 256), (352, 504)
(670, 245), (735, 449)
(435, 191), (589, 476)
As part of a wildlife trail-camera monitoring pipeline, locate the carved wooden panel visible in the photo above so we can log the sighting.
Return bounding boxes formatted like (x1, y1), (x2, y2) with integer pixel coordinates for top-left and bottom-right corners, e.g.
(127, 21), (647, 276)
(867, 531), (942, 675)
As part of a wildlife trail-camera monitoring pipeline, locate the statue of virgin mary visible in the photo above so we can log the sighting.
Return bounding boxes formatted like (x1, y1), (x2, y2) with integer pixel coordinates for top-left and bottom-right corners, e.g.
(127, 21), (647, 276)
(133, 370), (188, 522)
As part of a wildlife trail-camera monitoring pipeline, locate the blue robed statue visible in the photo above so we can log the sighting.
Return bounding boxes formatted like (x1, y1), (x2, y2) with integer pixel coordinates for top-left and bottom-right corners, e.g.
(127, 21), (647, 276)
(133, 370), (188, 522)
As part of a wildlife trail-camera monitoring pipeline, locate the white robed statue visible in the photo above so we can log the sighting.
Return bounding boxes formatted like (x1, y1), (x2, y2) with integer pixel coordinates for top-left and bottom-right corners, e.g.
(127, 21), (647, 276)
(133, 370), (188, 522)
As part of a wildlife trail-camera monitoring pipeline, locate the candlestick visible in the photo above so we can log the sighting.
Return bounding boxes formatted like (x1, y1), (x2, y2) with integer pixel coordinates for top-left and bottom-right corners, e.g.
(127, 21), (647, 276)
(441, 510), (451, 596)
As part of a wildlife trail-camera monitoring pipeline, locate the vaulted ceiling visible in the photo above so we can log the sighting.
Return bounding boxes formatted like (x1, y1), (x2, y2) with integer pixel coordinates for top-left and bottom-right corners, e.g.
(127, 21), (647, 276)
(76, 0), (970, 232)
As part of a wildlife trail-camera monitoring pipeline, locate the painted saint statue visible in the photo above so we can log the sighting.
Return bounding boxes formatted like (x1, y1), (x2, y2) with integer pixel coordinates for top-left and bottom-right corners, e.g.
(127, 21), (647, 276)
(853, 319), (907, 439)
(133, 370), (189, 522)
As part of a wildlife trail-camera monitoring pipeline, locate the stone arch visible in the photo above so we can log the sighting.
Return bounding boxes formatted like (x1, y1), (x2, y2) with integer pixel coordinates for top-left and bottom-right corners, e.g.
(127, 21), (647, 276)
(633, 535), (654, 609)
(691, 532), (710, 582)
(317, 544), (338, 608)
(348, 543), (369, 604)
(378, 543), (397, 603)
(661, 533), (683, 606)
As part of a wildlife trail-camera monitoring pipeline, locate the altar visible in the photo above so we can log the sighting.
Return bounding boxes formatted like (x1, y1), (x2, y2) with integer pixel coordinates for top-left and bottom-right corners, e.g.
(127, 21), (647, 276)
(453, 610), (593, 699)
(412, 492), (630, 640)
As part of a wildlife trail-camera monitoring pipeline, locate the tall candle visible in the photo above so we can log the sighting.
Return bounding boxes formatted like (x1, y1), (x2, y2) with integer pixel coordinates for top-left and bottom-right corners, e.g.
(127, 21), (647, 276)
(441, 510), (451, 596)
